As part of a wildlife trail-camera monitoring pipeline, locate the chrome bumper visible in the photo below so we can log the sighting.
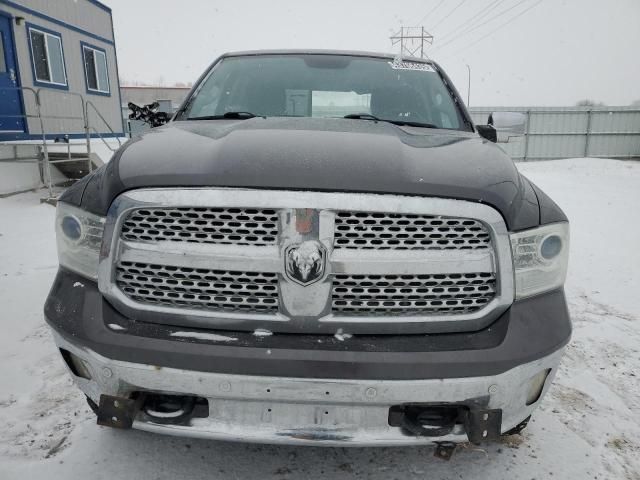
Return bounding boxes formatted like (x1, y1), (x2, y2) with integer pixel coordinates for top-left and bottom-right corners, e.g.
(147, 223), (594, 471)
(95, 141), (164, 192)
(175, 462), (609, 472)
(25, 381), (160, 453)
(53, 331), (564, 446)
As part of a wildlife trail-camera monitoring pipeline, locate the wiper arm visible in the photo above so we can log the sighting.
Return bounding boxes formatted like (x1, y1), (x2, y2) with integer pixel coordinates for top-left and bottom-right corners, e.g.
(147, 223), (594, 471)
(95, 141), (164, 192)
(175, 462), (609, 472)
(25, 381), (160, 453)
(189, 111), (264, 121)
(344, 113), (382, 121)
(389, 119), (438, 129)
(343, 113), (438, 129)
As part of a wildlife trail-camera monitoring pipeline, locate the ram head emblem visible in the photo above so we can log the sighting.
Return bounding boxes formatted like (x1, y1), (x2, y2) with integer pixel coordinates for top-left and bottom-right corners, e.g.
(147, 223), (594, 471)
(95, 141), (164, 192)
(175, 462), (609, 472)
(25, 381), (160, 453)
(285, 241), (326, 286)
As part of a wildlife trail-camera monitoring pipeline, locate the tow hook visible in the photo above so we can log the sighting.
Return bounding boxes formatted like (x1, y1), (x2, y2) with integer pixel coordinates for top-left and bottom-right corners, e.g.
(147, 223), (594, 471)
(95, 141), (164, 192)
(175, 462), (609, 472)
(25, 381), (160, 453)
(141, 394), (196, 425)
(96, 394), (145, 429)
(96, 393), (208, 429)
(388, 404), (503, 445)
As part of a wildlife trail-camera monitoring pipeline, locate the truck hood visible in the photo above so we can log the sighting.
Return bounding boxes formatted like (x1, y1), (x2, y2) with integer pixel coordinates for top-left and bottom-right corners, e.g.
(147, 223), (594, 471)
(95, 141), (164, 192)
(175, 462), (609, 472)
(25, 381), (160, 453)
(73, 117), (539, 230)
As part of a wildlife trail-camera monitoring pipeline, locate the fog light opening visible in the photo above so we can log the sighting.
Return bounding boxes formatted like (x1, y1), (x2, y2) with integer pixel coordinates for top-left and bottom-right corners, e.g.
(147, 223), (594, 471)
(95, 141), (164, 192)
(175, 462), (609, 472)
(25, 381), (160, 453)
(59, 348), (92, 380)
(525, 368), (551, 406)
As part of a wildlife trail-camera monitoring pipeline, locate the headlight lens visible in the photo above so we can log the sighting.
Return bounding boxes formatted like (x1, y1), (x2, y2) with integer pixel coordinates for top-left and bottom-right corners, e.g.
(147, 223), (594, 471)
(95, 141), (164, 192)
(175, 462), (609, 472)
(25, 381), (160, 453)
(55, 202), (105, 280)
(510, 222), (569, 299)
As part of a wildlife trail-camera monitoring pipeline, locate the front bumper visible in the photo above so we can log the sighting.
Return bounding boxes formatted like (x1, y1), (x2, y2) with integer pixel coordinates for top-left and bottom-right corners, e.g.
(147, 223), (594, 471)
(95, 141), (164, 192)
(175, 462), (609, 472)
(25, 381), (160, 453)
(45, 269), (571, 381)
(53, 331), (564, 446)
(45, 269), (571, 446)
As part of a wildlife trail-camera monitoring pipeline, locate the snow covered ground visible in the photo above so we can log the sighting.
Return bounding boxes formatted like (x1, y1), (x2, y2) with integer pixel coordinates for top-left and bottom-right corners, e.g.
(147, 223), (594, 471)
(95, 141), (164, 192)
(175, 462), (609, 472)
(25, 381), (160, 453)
(0, 158), (638, 479)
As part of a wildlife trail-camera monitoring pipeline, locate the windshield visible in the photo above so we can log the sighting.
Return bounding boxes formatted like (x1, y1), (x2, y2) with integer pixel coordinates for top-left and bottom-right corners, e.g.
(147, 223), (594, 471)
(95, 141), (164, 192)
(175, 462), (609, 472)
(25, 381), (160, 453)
(181, 54), (469, 130)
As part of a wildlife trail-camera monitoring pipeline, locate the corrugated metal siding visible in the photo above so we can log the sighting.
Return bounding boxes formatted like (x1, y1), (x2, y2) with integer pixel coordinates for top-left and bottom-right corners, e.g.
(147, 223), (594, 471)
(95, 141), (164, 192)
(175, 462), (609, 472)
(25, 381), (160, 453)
(469, 106), (640, 160)
(17, 0), (113, 41)
(1, 0), (123, 136)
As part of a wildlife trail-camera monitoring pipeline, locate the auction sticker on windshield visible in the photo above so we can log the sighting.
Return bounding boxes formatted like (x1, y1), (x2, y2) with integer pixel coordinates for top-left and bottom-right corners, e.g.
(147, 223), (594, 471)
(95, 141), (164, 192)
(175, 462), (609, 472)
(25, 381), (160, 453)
(388, 59), (435, 72)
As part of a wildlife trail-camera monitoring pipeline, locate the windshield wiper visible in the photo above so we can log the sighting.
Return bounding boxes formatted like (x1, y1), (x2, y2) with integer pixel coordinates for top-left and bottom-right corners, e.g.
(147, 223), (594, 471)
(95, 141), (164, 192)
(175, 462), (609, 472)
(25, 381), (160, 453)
(344, 113), (382, 121)
(390, 119), (438, 129)
(343, 113), (437, 129)
(189, 111), (264, 121)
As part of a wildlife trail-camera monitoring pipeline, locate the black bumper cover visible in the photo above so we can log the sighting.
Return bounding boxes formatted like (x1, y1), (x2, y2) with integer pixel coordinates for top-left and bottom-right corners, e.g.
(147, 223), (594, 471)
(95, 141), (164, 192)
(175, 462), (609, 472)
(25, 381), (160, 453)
(45, 269), (571, 381)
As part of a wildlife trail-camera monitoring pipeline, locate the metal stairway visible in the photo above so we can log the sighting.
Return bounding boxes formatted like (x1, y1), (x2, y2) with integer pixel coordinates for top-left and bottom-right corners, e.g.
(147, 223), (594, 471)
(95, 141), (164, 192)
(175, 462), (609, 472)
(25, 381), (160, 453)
(0, 86), (123, 204)
(47, 151), (98, 181)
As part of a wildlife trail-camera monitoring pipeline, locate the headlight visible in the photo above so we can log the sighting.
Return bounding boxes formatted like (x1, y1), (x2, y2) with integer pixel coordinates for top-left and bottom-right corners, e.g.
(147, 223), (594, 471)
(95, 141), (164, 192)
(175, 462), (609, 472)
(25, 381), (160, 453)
(55, 202), (105, 280)
(510, 222), (569, 299)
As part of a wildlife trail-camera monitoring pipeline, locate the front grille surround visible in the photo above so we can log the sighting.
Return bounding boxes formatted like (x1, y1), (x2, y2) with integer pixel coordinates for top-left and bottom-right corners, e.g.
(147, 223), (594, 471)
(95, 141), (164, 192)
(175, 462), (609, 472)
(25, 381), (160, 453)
(99, 188), (514, 334)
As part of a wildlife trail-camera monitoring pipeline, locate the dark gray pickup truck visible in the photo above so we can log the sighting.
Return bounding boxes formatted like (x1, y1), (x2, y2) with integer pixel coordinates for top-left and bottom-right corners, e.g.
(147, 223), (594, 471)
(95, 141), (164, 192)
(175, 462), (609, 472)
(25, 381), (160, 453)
(45, 50), (570, 449)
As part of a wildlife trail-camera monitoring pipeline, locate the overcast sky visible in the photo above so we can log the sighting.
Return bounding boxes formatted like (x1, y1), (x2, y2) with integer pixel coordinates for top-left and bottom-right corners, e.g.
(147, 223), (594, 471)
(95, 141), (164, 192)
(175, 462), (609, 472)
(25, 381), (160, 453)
(108, 0), (640, 106)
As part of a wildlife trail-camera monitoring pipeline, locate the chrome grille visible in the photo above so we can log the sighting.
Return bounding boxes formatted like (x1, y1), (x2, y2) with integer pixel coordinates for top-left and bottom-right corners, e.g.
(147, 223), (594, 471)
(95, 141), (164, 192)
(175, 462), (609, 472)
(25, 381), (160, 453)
(102, 189), (513, 334)
(332, 273), (496, 315)
(334, 211), (491, 250)
(120, 207), (279, 246)
(116, 261), (279, 313)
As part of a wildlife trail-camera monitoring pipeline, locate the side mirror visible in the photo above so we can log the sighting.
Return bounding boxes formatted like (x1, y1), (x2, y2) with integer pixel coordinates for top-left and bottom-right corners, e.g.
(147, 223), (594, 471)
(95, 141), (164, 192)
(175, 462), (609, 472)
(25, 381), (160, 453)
(476, 124), (497, 143)
(488, 112), (526, 143)
(476, 112), (526, 143)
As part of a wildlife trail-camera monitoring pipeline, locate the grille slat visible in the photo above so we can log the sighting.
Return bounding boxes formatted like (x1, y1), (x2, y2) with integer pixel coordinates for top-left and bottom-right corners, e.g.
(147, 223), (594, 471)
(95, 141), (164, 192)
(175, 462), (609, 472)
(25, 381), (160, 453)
(121, 207), (279, 246)
(334, 211), (491, 250)
(332, 273), (496, 316)
(116, 261), (279, 313)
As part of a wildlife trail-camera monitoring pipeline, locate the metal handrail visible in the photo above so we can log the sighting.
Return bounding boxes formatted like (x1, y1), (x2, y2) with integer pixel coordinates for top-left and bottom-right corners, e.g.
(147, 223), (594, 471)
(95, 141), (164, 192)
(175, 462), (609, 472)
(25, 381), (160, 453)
(38, 90), (91, 187)
(85, 99), (123, 152)
(87, 125), (121, 152)
(1, 86), (123, 198)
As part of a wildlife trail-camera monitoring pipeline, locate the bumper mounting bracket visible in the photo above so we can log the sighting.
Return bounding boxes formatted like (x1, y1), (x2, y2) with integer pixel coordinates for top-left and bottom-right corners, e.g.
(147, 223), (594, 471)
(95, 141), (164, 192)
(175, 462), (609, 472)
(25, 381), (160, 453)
(96, 394), (145, 429)
(464, 408), (502, 444)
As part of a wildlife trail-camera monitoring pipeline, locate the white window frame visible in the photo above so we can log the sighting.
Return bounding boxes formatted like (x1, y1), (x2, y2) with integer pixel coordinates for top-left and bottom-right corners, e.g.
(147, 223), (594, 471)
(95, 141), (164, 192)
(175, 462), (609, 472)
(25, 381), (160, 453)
(82, 44), (110, 94)
(28, 26), (68, 87)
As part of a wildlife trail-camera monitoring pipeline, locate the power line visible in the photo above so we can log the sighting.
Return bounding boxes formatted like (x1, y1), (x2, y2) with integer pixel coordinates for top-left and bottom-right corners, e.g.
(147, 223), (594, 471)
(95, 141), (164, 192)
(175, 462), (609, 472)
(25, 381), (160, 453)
(416, 0), (446, 27)
(447, 0), (543, 57)
(441, 0), (543, 59)
(431, 0), (468, 31)
(438, 0), (503, 41)
(434, 0), (531, 53)
(434, 0), (530, 52)
(437, 0), (507, 43)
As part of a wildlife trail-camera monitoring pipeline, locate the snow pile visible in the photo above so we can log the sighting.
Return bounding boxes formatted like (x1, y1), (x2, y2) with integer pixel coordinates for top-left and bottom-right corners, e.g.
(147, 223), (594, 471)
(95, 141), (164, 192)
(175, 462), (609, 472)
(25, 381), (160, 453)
(334, 328), (353, 341)
(253, 328), (273, 337)
(0, 158), (638, 479)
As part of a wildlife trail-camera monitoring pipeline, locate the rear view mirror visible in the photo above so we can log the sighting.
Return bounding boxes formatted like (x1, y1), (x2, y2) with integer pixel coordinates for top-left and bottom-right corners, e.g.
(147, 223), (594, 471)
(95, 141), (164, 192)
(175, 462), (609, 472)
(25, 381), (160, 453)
(488, 112), (526, 143)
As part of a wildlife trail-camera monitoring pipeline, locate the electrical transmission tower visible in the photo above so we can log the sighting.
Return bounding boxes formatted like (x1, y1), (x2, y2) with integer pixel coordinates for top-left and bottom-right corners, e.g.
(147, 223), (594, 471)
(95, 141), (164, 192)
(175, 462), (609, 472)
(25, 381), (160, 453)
(389, 27), (434, 59)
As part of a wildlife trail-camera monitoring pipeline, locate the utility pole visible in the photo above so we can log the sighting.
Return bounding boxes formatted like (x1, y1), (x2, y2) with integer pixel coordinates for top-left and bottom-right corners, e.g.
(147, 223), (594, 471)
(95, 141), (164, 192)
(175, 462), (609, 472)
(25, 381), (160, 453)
(389, 26), (434, 59)
(466, 64), (471, 106)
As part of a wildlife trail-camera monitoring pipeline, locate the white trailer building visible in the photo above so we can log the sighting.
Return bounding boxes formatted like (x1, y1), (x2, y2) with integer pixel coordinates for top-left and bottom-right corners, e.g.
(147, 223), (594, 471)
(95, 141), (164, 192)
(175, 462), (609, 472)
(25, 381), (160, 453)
(0, 0), (124, 196)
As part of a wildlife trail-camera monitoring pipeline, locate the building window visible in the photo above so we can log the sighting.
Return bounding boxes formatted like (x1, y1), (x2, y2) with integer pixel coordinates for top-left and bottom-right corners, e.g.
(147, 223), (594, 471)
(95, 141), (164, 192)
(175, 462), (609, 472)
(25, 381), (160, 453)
(0, 36), (6, 73)
(81, 43), (109, 95)
(27, 25), (67, 88)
